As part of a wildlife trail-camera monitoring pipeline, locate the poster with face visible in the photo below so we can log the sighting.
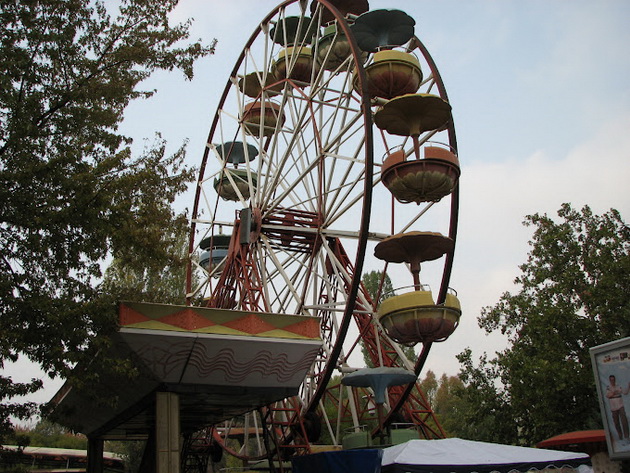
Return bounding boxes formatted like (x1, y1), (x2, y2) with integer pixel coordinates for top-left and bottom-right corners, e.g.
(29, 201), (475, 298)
(591, 337), (630, 460)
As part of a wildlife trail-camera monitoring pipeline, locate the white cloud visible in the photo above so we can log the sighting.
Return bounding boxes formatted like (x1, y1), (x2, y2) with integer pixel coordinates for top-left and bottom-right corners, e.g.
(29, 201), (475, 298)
(427, 109), (630, 376)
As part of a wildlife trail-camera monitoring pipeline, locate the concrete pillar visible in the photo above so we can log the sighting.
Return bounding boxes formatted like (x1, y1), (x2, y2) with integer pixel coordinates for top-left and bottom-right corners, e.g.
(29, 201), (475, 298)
(156, 392), (180, 473)
(87, 437), (104, 473)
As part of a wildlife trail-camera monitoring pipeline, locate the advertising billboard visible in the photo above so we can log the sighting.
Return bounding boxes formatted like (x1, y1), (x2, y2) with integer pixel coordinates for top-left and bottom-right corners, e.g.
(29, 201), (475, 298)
(591, 337), (630, 460)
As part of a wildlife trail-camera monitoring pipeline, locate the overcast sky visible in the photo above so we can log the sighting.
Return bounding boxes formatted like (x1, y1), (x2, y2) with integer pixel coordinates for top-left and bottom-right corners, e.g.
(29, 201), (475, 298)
(6, 0), (630, 406)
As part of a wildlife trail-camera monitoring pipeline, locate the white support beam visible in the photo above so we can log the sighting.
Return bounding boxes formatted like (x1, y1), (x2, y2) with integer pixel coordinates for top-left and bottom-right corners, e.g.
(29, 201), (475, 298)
(156, 392), (180, 473)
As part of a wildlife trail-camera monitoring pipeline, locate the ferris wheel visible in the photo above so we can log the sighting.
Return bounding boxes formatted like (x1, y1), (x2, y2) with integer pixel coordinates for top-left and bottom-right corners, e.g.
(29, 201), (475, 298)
(185, 0), (461, 464)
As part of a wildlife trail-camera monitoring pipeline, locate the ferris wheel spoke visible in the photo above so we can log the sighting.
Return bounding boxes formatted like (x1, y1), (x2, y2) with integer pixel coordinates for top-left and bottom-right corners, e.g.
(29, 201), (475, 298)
(265, 247), (316, 306)
(278, 104), (321, 201)
(322, 156), (367, 225)
(259, 236), (309, 311)
(256, 110), (319, 211)
(265, 159), (321, 214)
(318, 82), (360, 144)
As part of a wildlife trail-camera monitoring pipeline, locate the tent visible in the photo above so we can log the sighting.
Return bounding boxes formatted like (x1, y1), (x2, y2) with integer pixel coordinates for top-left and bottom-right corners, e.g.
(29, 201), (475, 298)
(292, 439), (591, 473)
(537, 430), (606, 456)
(381, 438), (592, 473)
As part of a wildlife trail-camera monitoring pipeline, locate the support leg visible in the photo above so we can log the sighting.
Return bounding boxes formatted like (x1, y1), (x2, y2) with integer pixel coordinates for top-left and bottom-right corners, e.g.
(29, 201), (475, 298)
(156, 392), (181, 473)
(87, 437), (104, 473)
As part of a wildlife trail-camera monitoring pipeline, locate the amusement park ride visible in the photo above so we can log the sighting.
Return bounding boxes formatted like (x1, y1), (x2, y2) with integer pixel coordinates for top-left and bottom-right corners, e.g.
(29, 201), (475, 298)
(51, 0), (462, 471)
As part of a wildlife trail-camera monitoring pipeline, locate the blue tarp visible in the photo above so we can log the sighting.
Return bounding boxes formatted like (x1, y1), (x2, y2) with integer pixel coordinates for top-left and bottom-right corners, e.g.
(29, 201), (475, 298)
(292, 448), (383, 473)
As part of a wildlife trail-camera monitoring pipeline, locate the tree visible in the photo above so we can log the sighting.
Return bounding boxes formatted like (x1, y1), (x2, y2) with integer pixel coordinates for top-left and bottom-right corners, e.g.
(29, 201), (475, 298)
(360, 271), (415, 367)
(362, 270), (395, 303)
(14, 419), (87, 450)
(458, 204), (630, 445)
(100, 221), (194, 305)
(415, 370), (482, 440)
(431, 373), (465, 437)
(448, 350), (519, 443)
(418, 370), (438, 407)
(0, 0), (214, 439)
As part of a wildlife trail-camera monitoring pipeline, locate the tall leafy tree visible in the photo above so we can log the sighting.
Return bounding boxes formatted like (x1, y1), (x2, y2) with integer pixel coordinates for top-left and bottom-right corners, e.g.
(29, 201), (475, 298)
(418, 370), (438, 407)
(458, 204), (630, 445)
(0, 0), (214, 439)
(449, 350), (519, 443)
(417, 371), (477, 439)
(416, 370), (485, 439)
(431, 373), (464, 437)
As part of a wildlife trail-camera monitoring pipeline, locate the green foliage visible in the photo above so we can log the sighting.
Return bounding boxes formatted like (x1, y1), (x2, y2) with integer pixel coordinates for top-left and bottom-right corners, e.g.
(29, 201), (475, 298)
(2, 427), (31, 450)
(416, 370), (479, 440)
(318, 375), (348, 444)
(100, 214), (193, 305)
(0, 0), (214, 439)
(362, 270), (395, 303)
(17, 419), (88, 449)
(106, 439), (145, 472)
(0, 460), (30, 473)
(418, 370), (438, 407)
(449, 350), (519, 443)
(431, 373), (464, 436)
(458, 204), (630, 445)
(1, 421), (89, 472)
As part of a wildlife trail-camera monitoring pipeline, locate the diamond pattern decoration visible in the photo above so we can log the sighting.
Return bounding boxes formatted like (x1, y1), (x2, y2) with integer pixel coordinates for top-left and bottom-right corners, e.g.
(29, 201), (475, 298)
(281, 319), (320, 338)
(222, 313), (279, 335)
(159, 308), (216, 331)
(118, 302), (320, 340)
(119, 305), (151, 326)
